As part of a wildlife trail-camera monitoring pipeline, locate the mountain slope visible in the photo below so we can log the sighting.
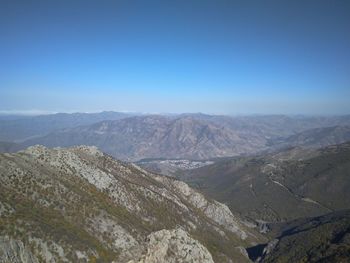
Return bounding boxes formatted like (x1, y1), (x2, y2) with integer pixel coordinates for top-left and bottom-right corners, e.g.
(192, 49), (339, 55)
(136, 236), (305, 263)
(248, 210), (350, 262)
(272, 125), (350, 149)
(182, 142), (350, 222)
(0, 145), (261, 262)
(185, 114), (350, 140)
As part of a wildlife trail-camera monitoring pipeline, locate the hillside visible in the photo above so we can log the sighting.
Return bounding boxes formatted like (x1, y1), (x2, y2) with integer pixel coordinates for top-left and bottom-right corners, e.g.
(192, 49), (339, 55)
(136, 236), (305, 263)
(271, 125), (350, 149)
(182, 142), (350, 222)
(0, 145), (261, 262)
(184, 114), (350, 140)
(247, 210), (350, 262)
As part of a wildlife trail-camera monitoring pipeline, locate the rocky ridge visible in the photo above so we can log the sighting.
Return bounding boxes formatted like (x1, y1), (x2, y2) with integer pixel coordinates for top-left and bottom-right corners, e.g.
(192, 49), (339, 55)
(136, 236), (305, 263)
(0, 145), (260, 262)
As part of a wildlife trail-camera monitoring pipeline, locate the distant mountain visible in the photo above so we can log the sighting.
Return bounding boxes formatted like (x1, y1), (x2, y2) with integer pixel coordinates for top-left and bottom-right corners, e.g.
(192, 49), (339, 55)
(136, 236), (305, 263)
(182, 142), (350, 222)
(14, 114), (350, 161)
(0, 111), (134, 142)
(272, 125), (350, 149)
(18, 115), (268, 161)
(183, 114), (350, 140)
(248, 210), (350, 262)
(0, 145), (259, 262)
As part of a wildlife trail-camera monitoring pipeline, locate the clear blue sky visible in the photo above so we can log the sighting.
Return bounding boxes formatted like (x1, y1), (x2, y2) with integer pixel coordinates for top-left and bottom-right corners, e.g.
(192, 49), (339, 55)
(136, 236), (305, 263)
(1, 0), (349, 115)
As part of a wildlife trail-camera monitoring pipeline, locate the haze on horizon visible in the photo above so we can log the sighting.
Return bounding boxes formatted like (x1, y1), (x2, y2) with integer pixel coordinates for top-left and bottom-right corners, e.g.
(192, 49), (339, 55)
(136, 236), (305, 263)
(1, 0), (349, 115)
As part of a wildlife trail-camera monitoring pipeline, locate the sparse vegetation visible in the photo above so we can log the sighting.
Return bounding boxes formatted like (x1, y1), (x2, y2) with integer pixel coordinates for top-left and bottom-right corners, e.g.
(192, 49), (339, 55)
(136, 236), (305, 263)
(0, 145), (258, 262)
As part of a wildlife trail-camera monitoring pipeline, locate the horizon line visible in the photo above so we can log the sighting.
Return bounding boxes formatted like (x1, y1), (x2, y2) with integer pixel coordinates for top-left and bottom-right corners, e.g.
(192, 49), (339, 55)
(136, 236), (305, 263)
(0, 109), (349, 117)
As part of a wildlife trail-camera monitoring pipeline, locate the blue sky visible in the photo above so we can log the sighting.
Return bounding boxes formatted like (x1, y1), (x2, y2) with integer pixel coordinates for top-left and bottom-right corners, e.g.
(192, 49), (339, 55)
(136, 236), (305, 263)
(1, 0), (349, 115)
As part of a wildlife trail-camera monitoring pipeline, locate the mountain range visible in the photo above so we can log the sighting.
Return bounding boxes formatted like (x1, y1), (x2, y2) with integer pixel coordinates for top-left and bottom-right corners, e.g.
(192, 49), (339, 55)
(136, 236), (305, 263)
(1, 113), (350, 161)
(18, 115), (264, 161)
(1, 112), (350, 262)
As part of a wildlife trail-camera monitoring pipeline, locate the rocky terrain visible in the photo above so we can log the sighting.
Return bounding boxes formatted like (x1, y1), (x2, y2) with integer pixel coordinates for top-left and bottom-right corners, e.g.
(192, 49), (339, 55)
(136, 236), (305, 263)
(0, 145), (262, 262)
(182, 142), (350, 222)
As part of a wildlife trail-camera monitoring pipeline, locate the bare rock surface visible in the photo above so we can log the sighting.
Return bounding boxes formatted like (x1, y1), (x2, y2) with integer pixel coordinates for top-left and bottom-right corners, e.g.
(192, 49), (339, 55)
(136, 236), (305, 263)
(0, 236), (39, 263)
(134, 228), (214, 263)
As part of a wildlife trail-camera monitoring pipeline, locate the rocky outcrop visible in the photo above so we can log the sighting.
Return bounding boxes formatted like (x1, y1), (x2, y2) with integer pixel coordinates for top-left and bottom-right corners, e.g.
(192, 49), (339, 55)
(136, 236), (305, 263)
(0, 236), (39, 263)
(133, 228), (214, 263)
(0, 145), (258, 262)
(160, 179), (248, 239)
